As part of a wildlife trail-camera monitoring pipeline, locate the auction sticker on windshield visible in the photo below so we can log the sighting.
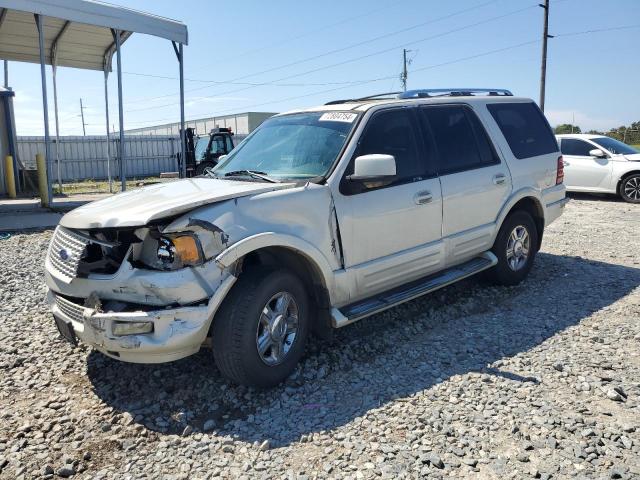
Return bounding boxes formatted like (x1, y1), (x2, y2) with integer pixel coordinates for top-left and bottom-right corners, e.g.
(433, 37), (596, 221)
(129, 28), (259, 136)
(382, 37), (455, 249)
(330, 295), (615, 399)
(319, 112), (357, 123)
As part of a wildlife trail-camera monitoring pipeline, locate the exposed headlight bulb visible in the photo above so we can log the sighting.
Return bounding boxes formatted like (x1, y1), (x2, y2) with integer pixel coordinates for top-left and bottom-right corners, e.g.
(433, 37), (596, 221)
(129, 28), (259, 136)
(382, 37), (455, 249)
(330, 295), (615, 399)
(157, 237), (176, 265)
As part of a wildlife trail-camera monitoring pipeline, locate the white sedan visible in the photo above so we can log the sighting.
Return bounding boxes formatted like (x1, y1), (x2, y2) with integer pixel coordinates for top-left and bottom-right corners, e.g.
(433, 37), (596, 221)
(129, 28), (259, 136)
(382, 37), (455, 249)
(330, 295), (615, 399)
(556, 134), (640, 203)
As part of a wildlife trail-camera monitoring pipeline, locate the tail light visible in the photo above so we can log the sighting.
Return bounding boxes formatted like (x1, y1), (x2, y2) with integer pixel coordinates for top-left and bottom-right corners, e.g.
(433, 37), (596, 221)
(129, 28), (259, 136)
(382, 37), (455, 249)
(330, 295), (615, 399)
(556, 156), (564, 185)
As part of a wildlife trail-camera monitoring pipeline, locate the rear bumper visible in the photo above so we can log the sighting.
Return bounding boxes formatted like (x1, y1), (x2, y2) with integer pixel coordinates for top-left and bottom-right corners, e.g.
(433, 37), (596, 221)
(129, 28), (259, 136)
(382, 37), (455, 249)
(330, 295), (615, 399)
(543, 184), (568, 226)
(544, 197), (569, 226)
(47, 275), (236, 363)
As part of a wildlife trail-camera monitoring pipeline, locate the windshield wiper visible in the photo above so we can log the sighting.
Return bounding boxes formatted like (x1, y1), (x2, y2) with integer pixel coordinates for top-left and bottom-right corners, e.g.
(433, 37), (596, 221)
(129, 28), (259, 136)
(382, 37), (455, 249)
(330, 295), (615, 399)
(224, 170), (279, 183)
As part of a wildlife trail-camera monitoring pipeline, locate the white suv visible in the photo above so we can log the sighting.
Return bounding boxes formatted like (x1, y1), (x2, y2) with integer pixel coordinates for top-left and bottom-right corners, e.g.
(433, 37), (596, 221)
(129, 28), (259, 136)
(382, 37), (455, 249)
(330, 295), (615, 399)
(556, 133), (640, 203)
(45, 88), (567, 387)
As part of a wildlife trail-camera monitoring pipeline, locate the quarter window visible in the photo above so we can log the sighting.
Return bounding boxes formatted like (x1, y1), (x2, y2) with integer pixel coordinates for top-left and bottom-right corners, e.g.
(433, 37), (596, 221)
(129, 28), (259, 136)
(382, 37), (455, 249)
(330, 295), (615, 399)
(561, 139), (596, 156)
(487, 102), (558, 159)
(422, 105), (499, 175)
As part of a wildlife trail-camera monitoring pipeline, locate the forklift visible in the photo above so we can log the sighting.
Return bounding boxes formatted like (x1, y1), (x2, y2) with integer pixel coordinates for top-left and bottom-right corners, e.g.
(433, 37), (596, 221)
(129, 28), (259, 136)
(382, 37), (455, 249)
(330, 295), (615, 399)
(182, 127), (235, 177)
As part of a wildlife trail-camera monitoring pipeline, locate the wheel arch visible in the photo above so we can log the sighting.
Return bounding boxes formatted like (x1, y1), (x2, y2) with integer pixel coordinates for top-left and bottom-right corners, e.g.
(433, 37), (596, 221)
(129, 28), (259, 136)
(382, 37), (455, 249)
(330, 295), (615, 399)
(496, 189), (545, 251)
(215, 233), (336, 338)
(617, 169), (640, 194)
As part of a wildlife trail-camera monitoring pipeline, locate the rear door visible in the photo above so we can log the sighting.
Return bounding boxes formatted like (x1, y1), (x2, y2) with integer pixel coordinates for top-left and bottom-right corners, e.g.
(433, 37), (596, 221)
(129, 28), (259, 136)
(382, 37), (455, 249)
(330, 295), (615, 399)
(559, 138), (612, 190)
(420, 104), (510, 266)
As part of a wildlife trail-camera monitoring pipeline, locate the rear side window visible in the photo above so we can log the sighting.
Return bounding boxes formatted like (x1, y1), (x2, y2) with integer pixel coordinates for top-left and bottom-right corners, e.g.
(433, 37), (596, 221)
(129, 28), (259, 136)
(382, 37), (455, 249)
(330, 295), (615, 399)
(487, 102), (558, 159)
(560, 138), (594, 156)
(422, 105), (499, 175)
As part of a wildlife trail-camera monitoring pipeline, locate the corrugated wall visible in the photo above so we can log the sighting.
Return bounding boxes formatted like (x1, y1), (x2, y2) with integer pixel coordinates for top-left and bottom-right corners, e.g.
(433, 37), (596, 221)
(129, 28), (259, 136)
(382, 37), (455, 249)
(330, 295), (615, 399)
(16, 135), (179, 181)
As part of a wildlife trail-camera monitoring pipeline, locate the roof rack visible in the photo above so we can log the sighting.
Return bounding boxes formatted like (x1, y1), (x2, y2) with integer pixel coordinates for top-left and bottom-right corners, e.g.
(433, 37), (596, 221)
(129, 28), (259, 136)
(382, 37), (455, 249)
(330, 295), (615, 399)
(398, 88), (513, 99)
(325, 92), (402, 105)
(325, 88), (512, 106)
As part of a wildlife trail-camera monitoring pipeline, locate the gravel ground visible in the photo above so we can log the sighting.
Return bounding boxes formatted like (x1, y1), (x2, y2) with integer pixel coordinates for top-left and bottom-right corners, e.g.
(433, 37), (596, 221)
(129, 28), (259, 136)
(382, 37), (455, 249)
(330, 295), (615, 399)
(1, 196), (639, 479)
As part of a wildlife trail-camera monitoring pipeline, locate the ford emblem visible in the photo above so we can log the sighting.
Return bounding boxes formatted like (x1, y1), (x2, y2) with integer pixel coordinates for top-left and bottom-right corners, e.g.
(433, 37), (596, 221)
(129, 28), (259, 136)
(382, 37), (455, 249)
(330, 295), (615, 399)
(59, 249), (70, 261)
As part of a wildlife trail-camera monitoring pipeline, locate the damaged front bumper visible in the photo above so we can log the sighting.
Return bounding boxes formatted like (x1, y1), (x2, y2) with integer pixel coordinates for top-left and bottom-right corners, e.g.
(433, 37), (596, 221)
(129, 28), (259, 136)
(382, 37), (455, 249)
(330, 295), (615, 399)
(46, 274), (236, 363)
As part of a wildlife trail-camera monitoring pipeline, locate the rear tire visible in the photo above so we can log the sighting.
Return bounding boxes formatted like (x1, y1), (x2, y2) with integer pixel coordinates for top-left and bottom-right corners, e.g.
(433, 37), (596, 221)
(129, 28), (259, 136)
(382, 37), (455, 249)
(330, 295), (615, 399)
(485, 211), (538, 286)
(211, 268), (310, 388)
(619, 173), (640, 203)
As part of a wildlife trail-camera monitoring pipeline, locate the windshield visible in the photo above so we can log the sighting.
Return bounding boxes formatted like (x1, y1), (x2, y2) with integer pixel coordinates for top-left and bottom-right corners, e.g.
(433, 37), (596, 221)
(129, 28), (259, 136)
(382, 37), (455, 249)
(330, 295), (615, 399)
(213, 111), (358, 180)
(591, 137), (638, 155)
(194, 137), (209, 161)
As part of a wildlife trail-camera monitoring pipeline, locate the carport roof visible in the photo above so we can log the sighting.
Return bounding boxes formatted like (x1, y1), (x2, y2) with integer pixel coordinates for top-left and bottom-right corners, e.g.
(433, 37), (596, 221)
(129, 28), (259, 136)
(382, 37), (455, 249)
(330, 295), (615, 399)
(0, 0), (188, 71)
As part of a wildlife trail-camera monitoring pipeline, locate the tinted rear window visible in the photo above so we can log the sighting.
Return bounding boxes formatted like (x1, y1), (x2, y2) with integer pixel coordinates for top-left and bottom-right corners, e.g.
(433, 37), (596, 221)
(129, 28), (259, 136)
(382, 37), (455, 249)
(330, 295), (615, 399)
(487, 102), (558, 159)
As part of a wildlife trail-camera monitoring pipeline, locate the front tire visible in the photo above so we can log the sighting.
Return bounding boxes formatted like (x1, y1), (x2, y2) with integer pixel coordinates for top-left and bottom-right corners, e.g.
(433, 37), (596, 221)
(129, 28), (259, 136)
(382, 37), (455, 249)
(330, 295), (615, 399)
(485, 211), (538, 286)
(211, 268), (310, 387)
(619, 173), (640, 203)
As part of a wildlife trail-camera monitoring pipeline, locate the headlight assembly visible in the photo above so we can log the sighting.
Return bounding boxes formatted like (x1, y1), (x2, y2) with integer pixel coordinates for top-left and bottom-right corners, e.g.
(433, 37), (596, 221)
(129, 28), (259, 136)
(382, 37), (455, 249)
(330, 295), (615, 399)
(156, 234), (204, 269)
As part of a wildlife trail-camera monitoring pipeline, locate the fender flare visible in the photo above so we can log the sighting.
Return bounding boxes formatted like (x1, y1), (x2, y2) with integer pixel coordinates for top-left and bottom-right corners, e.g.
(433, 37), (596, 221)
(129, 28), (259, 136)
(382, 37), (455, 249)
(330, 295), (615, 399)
(495, 187), (545, 232)
(214, 232), (335, 293)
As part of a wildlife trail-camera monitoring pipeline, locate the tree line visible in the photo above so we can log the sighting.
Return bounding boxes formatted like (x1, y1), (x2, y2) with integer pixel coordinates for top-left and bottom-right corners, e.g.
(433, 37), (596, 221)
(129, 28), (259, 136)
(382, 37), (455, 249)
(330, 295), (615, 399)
(554, 121), (640, 145)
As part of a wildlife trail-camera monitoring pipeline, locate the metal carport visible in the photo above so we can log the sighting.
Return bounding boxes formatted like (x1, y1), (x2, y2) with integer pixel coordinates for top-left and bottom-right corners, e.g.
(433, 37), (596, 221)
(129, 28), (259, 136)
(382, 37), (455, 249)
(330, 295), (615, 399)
(0, 0), (188, 205)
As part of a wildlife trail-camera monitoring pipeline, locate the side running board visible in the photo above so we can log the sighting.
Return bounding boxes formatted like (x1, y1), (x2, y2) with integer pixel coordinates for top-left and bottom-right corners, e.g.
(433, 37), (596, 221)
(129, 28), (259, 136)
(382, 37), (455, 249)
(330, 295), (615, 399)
(331, 251), (497, 328)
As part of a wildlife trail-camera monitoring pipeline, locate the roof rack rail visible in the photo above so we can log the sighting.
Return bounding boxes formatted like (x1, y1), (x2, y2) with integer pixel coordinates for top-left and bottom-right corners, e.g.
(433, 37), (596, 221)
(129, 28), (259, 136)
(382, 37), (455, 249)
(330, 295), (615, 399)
(325, 88), (512, 105)
(398, 88), (513, 99)
(325, 92), (402, 105)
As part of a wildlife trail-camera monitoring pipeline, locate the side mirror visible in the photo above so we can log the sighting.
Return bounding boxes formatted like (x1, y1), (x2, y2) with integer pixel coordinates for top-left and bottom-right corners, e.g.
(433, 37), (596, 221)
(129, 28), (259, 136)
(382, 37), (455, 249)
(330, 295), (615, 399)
(348, 154), (396, 182)
(589, 149), (607, 158)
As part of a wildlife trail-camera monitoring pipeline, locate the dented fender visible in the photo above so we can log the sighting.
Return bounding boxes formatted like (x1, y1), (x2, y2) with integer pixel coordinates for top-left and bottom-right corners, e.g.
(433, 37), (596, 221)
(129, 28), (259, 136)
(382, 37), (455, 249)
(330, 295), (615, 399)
(215, 232), (336, 288)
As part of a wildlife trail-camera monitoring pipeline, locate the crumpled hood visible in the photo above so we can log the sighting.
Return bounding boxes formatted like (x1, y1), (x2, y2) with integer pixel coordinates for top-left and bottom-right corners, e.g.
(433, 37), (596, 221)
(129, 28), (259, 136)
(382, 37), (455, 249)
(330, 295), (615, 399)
(59, 178), (293, 229)
(623, 153), (640, 162)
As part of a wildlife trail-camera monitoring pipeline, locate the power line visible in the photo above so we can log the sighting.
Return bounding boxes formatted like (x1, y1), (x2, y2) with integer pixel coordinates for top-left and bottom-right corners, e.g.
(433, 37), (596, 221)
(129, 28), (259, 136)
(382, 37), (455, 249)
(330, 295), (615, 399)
(121, 0), (504, 107)
(124, 38), (543, 128)
(193, 0), (411, 69)
(123, 2), (538, 113)
(121, 71), (367, 87)
(123, 22), (639, 130)
(554, 23), (640, 37)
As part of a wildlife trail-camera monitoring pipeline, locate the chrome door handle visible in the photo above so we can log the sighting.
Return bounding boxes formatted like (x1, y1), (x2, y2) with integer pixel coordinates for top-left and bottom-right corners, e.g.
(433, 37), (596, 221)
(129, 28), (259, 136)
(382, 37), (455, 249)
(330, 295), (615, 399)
(414, 190), (433, 205)
(493, 173), (507, 185)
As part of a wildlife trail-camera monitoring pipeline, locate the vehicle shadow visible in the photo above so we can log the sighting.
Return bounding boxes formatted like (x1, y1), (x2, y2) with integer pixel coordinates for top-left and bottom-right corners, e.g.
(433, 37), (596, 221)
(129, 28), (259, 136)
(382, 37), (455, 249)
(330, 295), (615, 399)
(86, 252), (640, 447)
(566, 191), (622, 203)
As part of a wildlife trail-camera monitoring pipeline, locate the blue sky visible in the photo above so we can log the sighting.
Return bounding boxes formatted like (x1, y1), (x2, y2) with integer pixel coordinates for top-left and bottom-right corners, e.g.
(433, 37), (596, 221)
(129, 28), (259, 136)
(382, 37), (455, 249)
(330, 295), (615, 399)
(8, 0), (640, 135)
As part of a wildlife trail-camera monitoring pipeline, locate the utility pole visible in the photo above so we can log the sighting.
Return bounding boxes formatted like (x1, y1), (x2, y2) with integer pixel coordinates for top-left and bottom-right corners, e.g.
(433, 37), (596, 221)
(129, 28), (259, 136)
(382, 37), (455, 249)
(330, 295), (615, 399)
(79, 98), (87, 136)
(539, 0), (554, 112)
(400, 48), (411, 92)
(3, 60), (8, 89)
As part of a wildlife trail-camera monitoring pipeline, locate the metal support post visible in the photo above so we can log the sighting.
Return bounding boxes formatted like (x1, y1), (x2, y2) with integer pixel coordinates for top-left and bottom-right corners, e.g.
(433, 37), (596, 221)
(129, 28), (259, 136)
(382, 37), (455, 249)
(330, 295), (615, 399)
(35, 14), (53, 206)
(104, 69), (113, 193)
(113, 29), (126, 191)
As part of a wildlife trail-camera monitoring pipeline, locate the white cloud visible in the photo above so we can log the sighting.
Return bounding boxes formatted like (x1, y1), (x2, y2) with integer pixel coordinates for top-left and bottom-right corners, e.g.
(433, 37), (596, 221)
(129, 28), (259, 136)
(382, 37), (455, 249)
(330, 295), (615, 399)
(545, 110), (621, 132)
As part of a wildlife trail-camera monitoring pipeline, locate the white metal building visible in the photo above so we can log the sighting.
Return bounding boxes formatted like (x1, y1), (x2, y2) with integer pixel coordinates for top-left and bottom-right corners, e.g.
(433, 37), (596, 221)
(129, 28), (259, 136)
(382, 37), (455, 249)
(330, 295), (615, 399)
(125, 112), (277, 138)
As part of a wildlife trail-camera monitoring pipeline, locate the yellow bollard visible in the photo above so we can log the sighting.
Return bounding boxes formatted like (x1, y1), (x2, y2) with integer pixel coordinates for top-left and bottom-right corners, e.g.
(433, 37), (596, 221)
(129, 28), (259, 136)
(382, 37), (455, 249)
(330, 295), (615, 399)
(4, 155), (16, 199)
(36, 153), (50, 207)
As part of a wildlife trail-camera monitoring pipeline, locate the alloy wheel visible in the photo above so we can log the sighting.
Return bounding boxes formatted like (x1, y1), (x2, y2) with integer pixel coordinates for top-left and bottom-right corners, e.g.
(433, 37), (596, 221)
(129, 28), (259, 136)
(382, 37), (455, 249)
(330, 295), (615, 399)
(255, 291), (299, 366)
(506, 225), (530, 271)
(623, 176), (640, 201)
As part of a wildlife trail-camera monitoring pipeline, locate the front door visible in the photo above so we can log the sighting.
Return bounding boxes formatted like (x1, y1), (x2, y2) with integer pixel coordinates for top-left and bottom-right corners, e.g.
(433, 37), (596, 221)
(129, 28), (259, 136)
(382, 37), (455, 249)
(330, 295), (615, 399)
(332, 107), (443, 301)
(560, 138), (611, 189)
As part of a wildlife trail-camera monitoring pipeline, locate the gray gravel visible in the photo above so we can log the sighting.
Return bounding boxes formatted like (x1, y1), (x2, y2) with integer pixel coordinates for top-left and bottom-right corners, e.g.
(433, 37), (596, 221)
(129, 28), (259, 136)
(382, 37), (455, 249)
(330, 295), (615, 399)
(1, 195), (639, 479)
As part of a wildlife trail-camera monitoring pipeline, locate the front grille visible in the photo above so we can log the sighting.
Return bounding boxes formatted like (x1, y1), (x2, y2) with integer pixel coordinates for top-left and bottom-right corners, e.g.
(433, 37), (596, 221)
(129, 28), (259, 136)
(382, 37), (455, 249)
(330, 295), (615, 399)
(47, 226), (90, 281)
(54, 294), (86, 323)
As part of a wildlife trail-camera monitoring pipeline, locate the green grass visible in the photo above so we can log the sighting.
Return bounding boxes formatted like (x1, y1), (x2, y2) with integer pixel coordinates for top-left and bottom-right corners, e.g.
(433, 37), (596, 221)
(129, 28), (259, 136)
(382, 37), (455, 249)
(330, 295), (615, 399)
(52, 177), (165, 195)
(632, 144), (640, 150)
